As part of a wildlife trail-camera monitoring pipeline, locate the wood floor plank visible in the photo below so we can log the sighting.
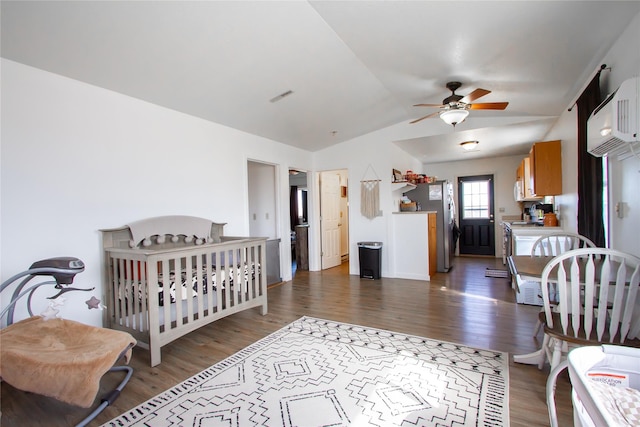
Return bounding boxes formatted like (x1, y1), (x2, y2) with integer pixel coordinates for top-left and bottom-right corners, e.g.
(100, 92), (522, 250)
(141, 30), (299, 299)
(0, 256), (573, 426)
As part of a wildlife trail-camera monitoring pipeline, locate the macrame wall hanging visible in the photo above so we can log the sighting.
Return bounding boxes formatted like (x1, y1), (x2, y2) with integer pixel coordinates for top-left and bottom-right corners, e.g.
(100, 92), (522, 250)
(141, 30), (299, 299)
(360, 164), (381, 219)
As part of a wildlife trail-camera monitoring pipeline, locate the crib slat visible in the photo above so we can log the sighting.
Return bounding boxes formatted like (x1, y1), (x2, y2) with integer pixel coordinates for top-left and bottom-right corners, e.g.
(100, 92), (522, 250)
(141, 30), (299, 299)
(127, 259), (134, 330)
(241, 247), (247, 303)
(207, 251), (217, 314)
(130, 259), (139, 331)
(145, 255), (160, 366)
(249, 244), (257, 299)
(161, 259), (171, 333)
(215, 251), (221, 312)
(185, 254), (194, 323)
(120, 258), (130, 328)
(111, 257), (121, 328)
(250, 244), (256, 297)
(194, 254), (204, 319)
(174, 255), (184, 328)
(225, 249), (233, 308)
(139, 260), (148, 332)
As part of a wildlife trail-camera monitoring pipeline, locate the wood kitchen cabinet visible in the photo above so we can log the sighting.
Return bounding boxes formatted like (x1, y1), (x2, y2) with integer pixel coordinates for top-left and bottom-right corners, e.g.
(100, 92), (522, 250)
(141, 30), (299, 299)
(515, 161), (525, 201)
(295, 225), (309, 270)
(528, 140), (562, 196)
(428, 212), (437, 277)
(515, 156), (541, 201)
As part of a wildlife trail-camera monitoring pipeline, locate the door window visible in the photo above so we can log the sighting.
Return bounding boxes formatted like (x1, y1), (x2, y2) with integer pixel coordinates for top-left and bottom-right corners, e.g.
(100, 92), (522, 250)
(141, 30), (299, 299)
(461, 180), (491, 219)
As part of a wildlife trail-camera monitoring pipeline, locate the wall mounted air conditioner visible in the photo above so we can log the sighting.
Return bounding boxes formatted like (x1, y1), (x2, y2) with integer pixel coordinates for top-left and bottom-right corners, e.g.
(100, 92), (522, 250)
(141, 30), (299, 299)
(587, 76), (639, 158)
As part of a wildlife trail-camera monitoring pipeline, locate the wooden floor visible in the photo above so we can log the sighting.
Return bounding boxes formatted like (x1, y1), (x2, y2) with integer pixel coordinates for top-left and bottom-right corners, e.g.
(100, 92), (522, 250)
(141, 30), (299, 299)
(1, 256), (573, 426)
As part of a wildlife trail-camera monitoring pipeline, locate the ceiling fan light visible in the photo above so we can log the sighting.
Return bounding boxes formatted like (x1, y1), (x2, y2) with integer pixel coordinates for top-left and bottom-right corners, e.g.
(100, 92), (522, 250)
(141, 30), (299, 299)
(460, 140), (479, 151)
(440, 109), (469, 126)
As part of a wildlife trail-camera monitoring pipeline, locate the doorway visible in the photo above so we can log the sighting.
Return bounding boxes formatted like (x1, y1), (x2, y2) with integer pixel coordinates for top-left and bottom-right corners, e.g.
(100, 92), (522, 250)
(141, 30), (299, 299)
(247, 161), (281, 284)
(289, 169), (308, 275)
(319, 169), (349, 270)
(457, 174), (495, 256)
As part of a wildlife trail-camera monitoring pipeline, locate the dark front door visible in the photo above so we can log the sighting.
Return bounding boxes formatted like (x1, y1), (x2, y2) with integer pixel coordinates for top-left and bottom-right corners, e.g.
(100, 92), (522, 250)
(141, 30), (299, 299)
(458, 174), (495, 256)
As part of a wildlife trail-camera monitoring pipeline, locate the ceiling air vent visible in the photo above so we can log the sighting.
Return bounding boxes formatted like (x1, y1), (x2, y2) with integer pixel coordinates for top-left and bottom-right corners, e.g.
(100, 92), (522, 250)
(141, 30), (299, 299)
(270, 90), (294, 103)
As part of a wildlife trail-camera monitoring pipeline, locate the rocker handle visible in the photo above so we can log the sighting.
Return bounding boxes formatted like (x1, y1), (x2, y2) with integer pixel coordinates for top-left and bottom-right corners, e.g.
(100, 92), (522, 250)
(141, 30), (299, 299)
(1, 257), (88, 325)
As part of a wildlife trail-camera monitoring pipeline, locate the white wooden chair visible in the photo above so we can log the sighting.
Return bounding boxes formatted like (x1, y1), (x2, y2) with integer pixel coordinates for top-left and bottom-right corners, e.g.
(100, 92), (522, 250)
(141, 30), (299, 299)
(538, 247), (640, 371)
(543, 248), (640, 427)
(530, 232), (596, 336)
(530, 232), (596, 257)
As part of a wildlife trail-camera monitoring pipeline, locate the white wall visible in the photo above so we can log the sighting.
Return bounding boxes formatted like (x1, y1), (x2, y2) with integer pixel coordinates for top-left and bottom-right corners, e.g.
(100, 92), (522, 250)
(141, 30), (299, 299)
(1, 59), (313, 325)
(313, 126), (422, 276)
(544, 108), (579, 233)
(422, 154), (524, 258)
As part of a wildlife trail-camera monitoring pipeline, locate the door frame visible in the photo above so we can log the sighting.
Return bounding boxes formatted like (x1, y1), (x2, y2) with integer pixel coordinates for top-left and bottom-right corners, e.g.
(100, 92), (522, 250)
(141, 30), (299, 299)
(318, 169), (349, 270)
(457, 174), (496, 256)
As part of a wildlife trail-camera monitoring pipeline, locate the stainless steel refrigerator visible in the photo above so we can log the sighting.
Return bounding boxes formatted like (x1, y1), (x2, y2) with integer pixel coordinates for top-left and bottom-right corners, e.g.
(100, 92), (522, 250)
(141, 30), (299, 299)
(403, 180), (457, 272)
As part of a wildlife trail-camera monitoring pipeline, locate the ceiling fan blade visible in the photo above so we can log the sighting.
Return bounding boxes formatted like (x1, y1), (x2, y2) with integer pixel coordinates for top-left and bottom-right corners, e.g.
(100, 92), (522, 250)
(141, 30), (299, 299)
(409, 111), (440, 124)
(469, 102), (509, 110)
(413, 103), (444, 107)
(460, 88), (490, 104)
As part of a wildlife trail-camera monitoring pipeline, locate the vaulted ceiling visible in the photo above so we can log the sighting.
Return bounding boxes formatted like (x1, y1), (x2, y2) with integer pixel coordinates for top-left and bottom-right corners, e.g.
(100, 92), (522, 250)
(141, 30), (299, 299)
(2, 1), (639, 163)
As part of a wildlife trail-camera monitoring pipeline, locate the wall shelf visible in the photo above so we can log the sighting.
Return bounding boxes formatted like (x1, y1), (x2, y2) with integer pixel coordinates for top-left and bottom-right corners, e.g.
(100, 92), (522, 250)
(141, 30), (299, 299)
(391, 181), (416, 193)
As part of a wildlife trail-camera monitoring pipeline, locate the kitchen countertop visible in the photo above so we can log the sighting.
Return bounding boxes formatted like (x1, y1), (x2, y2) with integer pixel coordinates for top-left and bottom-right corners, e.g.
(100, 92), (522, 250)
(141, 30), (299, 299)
(393, 210), (437, 215)
(502, 220), (562, 234)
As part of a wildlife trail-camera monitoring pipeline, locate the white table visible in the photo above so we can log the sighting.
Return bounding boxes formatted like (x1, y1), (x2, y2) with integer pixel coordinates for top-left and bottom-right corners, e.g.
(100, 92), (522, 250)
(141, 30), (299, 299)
(508, 255), (552, 365)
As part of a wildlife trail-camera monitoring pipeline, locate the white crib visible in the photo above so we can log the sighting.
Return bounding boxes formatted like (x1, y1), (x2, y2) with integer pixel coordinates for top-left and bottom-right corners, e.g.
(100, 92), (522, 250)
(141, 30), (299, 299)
(101, 216), (268, 366)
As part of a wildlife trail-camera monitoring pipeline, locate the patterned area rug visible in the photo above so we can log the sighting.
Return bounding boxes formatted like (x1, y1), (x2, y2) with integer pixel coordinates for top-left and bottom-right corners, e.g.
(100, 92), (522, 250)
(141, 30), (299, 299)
(103, 317), (509, 426)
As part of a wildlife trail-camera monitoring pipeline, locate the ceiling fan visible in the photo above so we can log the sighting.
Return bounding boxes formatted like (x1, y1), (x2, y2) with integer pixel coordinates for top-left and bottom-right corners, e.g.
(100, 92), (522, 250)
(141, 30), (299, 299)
(410, 81), (509, 127)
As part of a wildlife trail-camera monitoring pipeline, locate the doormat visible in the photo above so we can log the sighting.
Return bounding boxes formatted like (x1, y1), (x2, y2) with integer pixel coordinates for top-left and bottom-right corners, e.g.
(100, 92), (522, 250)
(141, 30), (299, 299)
(485, 268), (510, 278)
(103, 316), (509, 426)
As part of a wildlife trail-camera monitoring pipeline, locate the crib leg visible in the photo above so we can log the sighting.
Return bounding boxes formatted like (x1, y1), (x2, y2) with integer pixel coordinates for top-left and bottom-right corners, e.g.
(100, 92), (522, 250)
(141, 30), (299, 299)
(150, 345), (162, 367)
(260, 302), (268, 315)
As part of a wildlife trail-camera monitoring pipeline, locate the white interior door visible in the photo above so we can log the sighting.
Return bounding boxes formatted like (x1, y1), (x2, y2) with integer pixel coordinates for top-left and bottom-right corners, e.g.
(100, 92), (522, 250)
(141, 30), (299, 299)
(320, 171), (341, 269)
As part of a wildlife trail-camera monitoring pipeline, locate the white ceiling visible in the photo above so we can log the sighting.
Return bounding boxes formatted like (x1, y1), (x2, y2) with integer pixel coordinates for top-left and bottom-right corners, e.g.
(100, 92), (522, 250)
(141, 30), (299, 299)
(2, 1), (639, 163)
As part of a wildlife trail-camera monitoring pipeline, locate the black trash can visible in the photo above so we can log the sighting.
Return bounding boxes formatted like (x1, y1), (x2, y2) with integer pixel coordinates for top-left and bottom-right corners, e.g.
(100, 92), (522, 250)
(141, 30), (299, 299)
(358, 241), (382, 279)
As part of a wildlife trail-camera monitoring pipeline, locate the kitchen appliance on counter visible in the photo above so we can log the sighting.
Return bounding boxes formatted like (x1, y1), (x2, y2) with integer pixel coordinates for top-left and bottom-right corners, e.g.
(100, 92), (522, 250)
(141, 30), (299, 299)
(403, 180), (457, 272)
(529, 203), (553, 222)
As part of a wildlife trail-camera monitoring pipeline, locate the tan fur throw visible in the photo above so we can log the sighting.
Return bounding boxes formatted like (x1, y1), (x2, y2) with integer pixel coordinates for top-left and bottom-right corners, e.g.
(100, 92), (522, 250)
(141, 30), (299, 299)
(0, 316), (136, 408)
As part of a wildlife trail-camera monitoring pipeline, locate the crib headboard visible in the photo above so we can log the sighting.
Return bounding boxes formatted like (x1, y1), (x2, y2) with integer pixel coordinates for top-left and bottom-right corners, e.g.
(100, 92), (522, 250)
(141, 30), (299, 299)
(101, 215), (226, 250)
